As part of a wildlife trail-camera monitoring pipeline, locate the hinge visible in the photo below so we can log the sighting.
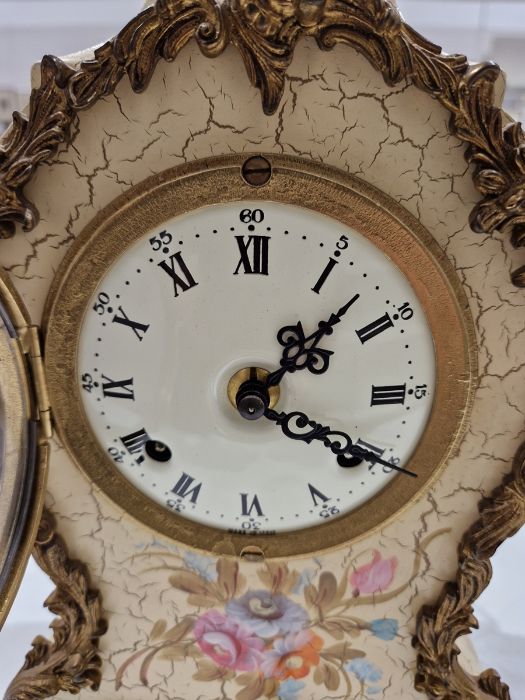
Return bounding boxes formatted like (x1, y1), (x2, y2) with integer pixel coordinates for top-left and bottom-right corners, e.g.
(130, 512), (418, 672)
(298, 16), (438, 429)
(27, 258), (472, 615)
(18, 325), (52, 442)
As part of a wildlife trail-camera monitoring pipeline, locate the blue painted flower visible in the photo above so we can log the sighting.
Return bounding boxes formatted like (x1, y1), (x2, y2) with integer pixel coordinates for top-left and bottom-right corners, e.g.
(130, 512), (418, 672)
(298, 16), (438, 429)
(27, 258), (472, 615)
(226, 590), (309, 637)
(346, 658), (382, 683)
(369, 618), (398, 641)
(292, 567), (316, 595)
(183, 551), (218, 582)
(277, 678), (306, 700)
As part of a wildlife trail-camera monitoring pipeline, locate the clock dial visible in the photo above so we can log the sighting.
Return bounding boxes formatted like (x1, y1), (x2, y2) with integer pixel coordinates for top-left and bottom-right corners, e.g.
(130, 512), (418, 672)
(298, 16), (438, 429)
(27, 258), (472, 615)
(45, 156), (474, 556)
(77, 200), (435, 534)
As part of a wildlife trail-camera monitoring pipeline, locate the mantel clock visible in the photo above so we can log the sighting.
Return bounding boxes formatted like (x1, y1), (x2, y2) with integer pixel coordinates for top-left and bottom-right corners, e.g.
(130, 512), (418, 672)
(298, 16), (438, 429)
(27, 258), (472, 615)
(0, 1), (524, 699)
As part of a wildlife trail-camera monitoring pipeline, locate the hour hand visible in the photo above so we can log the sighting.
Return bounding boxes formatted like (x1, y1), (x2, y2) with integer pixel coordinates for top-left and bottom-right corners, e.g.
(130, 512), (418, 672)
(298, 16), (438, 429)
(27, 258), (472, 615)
(264, 407), (417, 478)
(266, 294), (360, 387)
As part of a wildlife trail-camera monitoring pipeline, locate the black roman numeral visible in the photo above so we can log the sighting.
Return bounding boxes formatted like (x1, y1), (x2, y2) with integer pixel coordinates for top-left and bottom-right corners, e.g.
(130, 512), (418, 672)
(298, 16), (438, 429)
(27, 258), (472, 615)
(234, 236), (270, 275)
(240, 493), (264, 517)
(312, 258), (338, 294)
(171, 473), (202, 504)
(371, 384), (406, 406)
(158, 252), (198, 297)
(356, 313), (394, 343)
(308, 483), (330, 506)
(102, 375), (134, 400)
(112, 306), (150, 341)
(355, 438), (385, 461)
(120, 428), (150, 464)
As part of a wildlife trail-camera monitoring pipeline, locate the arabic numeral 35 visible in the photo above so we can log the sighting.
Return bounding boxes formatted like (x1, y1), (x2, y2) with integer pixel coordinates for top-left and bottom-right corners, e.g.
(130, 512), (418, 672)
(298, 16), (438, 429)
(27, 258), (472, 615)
(92, 292), (111, 316)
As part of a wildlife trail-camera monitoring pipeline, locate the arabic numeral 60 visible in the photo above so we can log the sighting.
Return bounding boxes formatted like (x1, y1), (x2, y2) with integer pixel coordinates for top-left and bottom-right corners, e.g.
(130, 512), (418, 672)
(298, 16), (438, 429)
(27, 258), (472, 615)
(240, 209), (264, 224)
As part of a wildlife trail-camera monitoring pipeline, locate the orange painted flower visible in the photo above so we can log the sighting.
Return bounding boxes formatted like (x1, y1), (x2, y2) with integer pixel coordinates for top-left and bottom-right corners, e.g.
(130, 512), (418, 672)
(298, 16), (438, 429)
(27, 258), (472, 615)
(261, 630), (323, 680)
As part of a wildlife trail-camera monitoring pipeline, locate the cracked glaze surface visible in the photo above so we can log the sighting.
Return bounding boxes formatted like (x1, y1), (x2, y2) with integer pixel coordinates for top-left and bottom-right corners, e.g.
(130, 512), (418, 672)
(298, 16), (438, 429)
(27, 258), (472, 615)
(2, 39), (524, 698)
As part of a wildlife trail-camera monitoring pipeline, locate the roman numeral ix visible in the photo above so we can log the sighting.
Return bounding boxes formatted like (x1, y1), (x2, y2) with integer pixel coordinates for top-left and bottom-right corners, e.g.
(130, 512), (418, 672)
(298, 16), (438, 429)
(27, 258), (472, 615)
(102, 375), (135, 400)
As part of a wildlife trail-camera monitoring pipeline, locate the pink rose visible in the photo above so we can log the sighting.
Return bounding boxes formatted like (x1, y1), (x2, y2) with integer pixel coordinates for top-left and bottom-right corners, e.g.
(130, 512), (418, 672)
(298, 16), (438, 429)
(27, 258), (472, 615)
(350, 550), (397, 595)
(193, 610), (265, 671)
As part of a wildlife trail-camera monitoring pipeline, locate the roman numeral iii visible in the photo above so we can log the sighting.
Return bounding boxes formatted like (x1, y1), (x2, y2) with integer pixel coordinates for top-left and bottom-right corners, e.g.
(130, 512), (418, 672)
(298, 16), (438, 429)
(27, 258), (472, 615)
(158, 252), (198, 297)
(234, 236), (270, 275)
(371, 384), (407, 406)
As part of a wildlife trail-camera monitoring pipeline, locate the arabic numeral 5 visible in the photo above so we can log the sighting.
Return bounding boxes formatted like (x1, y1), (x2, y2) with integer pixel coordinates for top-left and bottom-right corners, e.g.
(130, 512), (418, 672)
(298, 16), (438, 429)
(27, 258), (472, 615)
(336, 235), (349, 250)
(108, 446), (125, 463)
(149, 230), (173, 251)
(82, 373), (95, 392)
(92, 292), (111, 316)
(319, 505), (340, 520)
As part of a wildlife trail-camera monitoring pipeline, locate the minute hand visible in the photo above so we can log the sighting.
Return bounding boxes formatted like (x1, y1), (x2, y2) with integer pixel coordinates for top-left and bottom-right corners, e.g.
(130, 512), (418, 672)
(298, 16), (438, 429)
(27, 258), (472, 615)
(266, 294), (360, 387)
(264, 407), (417, 478)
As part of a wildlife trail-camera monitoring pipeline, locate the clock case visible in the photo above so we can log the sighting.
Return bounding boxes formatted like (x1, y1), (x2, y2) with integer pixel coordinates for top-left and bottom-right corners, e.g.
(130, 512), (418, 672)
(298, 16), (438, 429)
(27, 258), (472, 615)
(0, 1), (524, 699)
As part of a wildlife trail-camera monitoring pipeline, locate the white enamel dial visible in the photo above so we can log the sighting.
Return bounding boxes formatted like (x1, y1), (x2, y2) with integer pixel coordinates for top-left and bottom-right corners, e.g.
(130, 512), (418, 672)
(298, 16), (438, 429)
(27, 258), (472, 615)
(78, 200), (435, 534)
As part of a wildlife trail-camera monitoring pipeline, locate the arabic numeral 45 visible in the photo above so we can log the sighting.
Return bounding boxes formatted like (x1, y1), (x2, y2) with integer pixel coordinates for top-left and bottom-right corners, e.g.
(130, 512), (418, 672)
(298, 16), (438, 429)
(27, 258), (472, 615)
(82, 373), (95, 392)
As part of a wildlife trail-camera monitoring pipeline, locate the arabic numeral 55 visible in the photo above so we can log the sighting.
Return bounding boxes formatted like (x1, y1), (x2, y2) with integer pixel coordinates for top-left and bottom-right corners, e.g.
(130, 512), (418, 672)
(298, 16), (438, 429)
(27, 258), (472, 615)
(149, 230), (173, 251)
(92, 292), (111, 316)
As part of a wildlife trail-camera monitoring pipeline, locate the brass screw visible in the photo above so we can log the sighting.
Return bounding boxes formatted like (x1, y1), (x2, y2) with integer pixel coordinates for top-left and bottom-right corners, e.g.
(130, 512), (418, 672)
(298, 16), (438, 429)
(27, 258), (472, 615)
(241, 156), (272, 187)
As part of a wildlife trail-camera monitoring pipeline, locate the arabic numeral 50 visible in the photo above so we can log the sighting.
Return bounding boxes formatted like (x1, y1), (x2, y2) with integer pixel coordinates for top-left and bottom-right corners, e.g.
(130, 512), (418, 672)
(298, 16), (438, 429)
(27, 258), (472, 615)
(92, 292), (111, 316)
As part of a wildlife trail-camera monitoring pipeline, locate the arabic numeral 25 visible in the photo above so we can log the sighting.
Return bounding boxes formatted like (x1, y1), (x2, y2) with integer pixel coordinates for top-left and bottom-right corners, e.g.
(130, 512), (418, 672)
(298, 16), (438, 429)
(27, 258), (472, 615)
(240, 209), (264, 223)
(92, 292), (111, 316)
(319, 505), (340, 520)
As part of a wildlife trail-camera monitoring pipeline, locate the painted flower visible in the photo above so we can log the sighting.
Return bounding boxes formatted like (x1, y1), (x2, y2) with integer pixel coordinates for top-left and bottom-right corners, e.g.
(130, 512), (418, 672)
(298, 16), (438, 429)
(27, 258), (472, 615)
(226, 590), (309, 637)
(193, 610), (264, 671)
(346, 658), (382, 684)
(350, 550), (398, 595)
(292, 567), (316, 595)
(261, 630), (323, 680)
(277, 678), (306, 700)
(369, 618), (398, 641)
(183, 551), (218, 582)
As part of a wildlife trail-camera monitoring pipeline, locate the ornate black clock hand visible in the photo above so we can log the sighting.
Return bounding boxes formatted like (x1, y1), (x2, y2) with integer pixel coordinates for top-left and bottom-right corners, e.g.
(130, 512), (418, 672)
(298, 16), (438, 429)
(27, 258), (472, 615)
(266, 294), (360, 387)
(264, 407), (417, 478)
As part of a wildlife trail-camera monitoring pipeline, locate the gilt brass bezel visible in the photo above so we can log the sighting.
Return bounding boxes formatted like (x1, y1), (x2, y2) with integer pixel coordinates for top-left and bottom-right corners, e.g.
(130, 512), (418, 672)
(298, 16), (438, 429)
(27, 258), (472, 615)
(44, 154), (476, 559)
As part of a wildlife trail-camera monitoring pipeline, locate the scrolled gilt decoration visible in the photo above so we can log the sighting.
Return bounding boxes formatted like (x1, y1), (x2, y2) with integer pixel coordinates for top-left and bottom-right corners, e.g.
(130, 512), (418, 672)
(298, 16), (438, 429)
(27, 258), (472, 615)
(0, 0), (524, 283)
(414, 442), (525, 699)
(4, 508), (107, 700)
